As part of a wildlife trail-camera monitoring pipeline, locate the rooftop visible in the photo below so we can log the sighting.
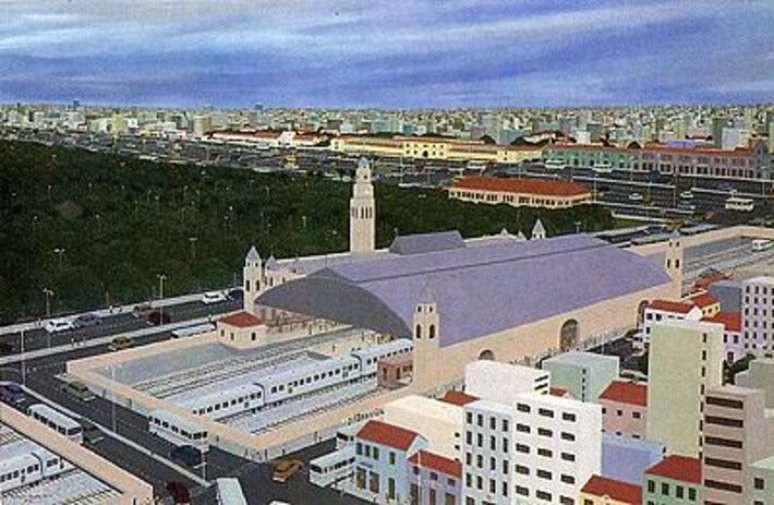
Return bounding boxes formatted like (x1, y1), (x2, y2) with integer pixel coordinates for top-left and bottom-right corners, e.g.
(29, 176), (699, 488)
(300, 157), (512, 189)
(689, 292), (719, 308)
(598, 381), (647, 407)
(408, 450), (462, 478)
(544, 350), (619, 367)
(357, 420), (420, 451)
(257, 234), (669, 346)
(452, 176), (591, 197)
(648, 300), (697, 314)
(218, 311), (263, 328)
(581, 475), (642, 504)
(439, 390), (479, 407)
(646, 455), (702, 484)
(702, 312), (741, 332)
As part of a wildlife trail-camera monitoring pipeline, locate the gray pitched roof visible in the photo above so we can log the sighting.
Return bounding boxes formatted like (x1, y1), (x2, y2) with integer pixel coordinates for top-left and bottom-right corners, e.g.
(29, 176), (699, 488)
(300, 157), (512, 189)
(256, 234), (669, 347)
(532, 219), (546, 238)
(389, 231), (465, 255)
(245, 245), (260, 262)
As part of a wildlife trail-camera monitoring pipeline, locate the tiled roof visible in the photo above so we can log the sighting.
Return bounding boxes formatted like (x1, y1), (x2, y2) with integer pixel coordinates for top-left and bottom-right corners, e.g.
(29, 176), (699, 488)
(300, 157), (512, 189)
(599, 381), (647, 407)
(218, 311), (263, 328)
(439, 391), (479, 407)
(549, 387), (569, 397)
(690, 292), (719, 308)
(581, 475), (642, 504)
(702, 312), (742, 333)
(451, 176), (591, 197)
(648, 300), (696, 314)
(408, 450), (462, 478)
(357, 420), (419, 451)
(646, 455), (702, 484)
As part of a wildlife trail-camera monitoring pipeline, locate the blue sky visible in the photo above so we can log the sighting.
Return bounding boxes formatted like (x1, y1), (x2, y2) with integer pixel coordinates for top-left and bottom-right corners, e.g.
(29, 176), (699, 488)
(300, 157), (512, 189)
(0, 0), (772, 108)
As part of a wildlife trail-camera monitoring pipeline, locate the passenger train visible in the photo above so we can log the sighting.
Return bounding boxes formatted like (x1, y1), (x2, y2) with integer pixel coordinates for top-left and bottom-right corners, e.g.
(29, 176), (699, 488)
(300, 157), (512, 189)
(27, 403), (83, 444)
(181, 339), (412, 421)
(0, 445), (73, 492)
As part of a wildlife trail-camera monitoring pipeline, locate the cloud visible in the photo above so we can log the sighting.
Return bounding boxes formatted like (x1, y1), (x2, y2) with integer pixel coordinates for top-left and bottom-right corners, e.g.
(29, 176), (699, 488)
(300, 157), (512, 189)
(0, 0), (772, 107)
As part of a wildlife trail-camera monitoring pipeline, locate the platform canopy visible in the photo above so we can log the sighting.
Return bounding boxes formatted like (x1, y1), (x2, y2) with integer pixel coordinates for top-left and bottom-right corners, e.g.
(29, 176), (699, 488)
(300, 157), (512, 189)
(255, 234), (669, 347)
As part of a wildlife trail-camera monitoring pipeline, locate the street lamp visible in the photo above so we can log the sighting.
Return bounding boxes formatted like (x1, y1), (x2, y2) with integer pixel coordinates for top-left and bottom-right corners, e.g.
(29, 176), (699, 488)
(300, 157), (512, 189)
(42, 288), (54, 318)
(53, 248), (65, 270)
(189, 237), (198, 260)
(157, 274), (167, 325)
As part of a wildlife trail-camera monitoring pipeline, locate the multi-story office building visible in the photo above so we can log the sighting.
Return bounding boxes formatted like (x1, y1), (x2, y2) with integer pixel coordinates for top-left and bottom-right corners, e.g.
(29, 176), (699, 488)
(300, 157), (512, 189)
(640, 300), (703, 350)
(647, 320), (724, 458)
(702, 385), (774, 504)
(741, 276), (774, 357)
(642, 455), (702, 505)
(542, 351), (619, 403)
(736, 358), (774, 408)
(702, 312), (742, 363)
(465, 360), (550, 404)
(597, 381), (648, 439)
(463, 391), (602, 505)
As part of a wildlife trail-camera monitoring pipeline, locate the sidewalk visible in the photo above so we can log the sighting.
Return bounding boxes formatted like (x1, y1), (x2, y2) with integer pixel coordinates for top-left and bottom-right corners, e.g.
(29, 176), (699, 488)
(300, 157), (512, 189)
(0, 317), (212, 367)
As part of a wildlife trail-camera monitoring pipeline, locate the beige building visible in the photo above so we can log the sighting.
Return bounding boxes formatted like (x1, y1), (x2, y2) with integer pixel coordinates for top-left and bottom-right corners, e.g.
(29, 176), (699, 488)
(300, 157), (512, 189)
(448, 176), (592, 209)
(216, 311), (266, 349)
(702, 385), (774, 504)
(646, 319), (724, 457)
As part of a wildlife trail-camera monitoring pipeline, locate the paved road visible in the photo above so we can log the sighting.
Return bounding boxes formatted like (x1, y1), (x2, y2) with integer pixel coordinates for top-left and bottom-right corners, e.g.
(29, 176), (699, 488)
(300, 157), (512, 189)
(0, 297), (240, 356)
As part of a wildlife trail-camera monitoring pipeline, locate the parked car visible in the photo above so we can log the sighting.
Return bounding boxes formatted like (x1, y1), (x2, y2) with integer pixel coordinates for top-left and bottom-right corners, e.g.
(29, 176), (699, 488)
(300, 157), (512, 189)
(81, 419), (104, 444)
(62, 381), (96, 402)
(226, 288), (243, 300)
(108, 336), (133, 351)
(165, 481), (191, 504)
(272, 459), (303, 483)
(45, 318), (75, 333)
(170, 445), (203, 468)
(73, 312), (102, 328)
(132, 302), (153, 319)
(0, 383), (24, 405)
(201, 291), (227, 305)
(147, 310), (171, 326)
(0, 342), (14, 355)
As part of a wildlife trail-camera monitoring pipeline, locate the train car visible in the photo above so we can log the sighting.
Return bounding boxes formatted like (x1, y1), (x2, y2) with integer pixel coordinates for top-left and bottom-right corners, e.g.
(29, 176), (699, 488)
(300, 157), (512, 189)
(182, 383), (263, 420)
(351, 339), (413, 377)
(256, 355), (361, 407)
(27, 403), (82, 444)
(148, 409), (209, 451)
(0, 446), (70, 492)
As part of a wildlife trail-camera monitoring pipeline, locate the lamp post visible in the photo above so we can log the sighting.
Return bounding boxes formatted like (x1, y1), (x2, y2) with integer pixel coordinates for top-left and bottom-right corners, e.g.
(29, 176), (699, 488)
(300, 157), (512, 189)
(189, 237), (198, 261)
(157, 274), (167, 324)
(42, 288), (54, 318)
(53, 248), (65, 270)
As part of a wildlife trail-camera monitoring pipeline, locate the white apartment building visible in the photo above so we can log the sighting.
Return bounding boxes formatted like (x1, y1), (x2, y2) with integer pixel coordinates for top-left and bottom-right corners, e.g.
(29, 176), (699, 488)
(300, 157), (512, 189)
(465, 360), (550, 403)
(741, 277), (774, 357)
(639, 300), (702, 349)
(462, 392), (602, 505)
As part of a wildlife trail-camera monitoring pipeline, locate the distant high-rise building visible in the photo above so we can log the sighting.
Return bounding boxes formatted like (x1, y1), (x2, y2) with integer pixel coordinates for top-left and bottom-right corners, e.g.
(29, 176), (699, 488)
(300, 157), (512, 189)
(721, 127), (750, 150)
(712, 116), (728, 148)
(192, 115), (212, 137)
(769, 121), (774, 154)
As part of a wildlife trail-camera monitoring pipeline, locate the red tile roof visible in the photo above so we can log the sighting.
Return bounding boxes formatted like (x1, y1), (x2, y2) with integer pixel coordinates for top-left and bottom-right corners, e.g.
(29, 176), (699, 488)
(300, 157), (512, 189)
(218, 311), (263, 328)
(439, 391), (479, 407)
(599, 381), (647, 407)
(408, 450), (462, 478)
(648, 300), (696, 314)
(646, 455), (702, 484)
(692, 272), (730, 291)
(702, 312), (742, 333)
(581, 475), (642, 504)
(690, 292), (719, 309)
(550, 387), (569, 397)
(451, 176), (591, 197)
(357, 420), (419, 451)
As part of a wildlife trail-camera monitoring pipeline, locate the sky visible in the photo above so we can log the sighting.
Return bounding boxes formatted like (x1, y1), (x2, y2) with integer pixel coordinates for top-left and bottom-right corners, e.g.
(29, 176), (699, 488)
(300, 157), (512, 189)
(0, 0), (773, 109)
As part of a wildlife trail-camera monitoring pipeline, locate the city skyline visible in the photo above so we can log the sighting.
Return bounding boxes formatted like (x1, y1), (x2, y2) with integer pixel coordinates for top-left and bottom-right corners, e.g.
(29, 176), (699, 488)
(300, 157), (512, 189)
(1, 0), (773, 109)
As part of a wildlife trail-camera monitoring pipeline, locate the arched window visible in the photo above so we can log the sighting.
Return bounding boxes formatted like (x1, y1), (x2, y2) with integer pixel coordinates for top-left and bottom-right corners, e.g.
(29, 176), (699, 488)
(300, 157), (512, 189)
(560, 319), (579, 351)
(429, 325), (436, 339)
(415, 324), (422, 339)
(478, 349), (495, 361)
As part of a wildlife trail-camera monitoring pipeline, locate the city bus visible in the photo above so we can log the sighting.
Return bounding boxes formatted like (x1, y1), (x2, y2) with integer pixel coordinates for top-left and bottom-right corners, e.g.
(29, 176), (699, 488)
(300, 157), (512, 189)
(27, 403), (83, 444)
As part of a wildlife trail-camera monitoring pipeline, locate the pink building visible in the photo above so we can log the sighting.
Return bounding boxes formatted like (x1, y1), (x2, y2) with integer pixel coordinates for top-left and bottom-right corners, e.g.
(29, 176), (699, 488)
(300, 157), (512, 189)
(598, 381), (648, 439)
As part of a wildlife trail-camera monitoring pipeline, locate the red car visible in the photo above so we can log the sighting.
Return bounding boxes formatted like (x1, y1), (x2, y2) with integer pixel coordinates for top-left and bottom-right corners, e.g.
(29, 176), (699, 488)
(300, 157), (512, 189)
(165, 481), (191, 504)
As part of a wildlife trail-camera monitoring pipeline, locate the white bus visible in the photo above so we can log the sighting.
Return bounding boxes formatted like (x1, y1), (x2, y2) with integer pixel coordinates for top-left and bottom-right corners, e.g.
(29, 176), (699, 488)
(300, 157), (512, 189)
(148, 409), (209, 451)
(752, 239), (773, 252)
(725, 196), (754, 212)
(309, 445), (355, 488)
(27, 404), (82, 444)
(216, 478), (248, 505)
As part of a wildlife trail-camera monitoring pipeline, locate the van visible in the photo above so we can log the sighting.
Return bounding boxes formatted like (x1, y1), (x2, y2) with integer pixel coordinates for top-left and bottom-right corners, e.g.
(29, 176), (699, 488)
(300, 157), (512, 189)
(45, 319), (74, 333)
(170, 445), (203, 467)
(0, 383), (24, 405)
